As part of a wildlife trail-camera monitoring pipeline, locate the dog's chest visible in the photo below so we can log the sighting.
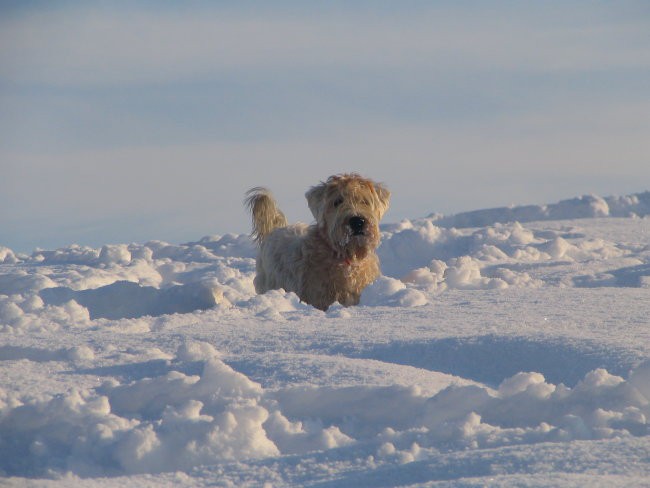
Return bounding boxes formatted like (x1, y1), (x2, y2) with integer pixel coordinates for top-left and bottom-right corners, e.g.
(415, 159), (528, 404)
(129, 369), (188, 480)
(325, 256), (378, 295)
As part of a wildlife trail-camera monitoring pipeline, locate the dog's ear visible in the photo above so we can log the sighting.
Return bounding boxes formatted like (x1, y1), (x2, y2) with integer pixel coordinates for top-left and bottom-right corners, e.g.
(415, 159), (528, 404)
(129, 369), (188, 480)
(373, 182), (391, 218)
(306, 182), (327, 223)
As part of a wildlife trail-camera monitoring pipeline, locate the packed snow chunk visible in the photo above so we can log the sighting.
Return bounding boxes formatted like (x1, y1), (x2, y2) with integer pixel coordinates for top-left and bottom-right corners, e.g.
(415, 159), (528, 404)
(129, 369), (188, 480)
(491, 268), (543, 288)
(98, 244), (132, 266)
(325, 302), (352, 318)
(511, 246), (551, 262)
(105, 357), (262, 420)
(0, 389), (134, 477)
(474, 244), (510, 262)
(190, 233), (258, 258)
(402, 267), (442, 290)
(101, 352), (278, 474)
(574, 368), (625, 391)
(128, 244), (154, 262)
(264, 411), (354, 454)
(359, 277), (428, 307)
(498, 372), (553, 398)
(0, 295), (91, 332)
(175, 341), (221, 362)
(67, 345), (95, 362)
(607, 191), (650, 217)
(402, 260), (448, 291)
(479, 222), (536, 247)
(0, 247), (19, 264)
(19, 294), (44, 312)
(0, 271), (57, 295)
(242, 289), (314, 317)
(576, 238), (625, 260)
(508, 222), (537, 245)
(377, 441), (397, 457)
(548, 194), (610, 219)
(144, 241), (220, 263)
(41, 300), (91, 327)
(0, 296), (24, 323)
(444, 256), (507, 290)
(378, 221), (451, 278)
(114, 402), (278, 474)
(629, 360), (650, 400)
(200, 358), (264, 399)
(587, 194), (611, 217)
(32, 244), (100, 265)
(444, 256), (481, 284)
(538, 234), (624, 263)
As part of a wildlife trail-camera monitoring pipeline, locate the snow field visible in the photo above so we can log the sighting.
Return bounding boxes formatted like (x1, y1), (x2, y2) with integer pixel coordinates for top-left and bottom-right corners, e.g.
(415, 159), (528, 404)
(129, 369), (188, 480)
(1, 192), (650, 485)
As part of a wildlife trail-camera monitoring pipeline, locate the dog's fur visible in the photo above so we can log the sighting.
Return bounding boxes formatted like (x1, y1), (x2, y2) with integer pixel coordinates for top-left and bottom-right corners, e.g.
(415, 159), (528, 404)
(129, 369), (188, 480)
(245, 173), (390, 311)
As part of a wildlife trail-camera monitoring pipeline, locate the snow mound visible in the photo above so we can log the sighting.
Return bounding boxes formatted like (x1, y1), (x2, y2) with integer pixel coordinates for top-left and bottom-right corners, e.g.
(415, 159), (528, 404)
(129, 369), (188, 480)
(359, 277), (428, 307)
(0, 343), (354, 476)
(1, 340), (647, 477)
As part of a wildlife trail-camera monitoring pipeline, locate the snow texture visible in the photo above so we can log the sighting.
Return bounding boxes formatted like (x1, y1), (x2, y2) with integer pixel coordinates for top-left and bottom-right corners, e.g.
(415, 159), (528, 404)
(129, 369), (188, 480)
(1, 192), (650, 487)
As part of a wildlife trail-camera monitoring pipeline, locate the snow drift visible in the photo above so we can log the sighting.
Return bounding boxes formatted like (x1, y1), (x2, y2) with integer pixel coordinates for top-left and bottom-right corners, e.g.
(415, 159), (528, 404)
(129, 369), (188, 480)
(1, 191), (649, 486)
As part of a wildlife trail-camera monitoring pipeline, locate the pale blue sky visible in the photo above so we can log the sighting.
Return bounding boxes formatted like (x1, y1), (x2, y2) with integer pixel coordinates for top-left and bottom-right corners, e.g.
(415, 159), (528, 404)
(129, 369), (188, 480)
(2, 1), (649, 253)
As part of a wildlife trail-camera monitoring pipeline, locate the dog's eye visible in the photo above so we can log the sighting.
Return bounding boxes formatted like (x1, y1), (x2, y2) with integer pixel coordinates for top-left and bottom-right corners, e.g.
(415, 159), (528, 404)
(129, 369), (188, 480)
(333, 197), (344, 208)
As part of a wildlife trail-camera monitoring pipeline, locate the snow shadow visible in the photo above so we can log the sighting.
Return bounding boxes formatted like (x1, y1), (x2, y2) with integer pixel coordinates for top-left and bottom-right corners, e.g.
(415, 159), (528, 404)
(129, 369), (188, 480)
(72, 359), (204, 383)
(0, 345), (66, 362)
(351, 335), (637, 387)
(39, 280), (221, 319)
(573, 263), (650, 288)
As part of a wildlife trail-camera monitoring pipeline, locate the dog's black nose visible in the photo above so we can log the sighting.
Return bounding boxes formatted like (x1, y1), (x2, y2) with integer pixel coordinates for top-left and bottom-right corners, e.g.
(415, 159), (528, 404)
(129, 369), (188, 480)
(349, 216), (366, 235)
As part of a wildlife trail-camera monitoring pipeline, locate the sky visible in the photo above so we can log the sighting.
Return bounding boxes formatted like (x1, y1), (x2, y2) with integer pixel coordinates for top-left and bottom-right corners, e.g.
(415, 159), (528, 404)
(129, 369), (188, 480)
(1, 1), (649, 253)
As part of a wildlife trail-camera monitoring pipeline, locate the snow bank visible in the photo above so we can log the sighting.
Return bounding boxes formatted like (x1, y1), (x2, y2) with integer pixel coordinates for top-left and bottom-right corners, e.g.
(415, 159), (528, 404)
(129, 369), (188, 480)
(1, 339), (648, 477)
(275, 362), (650, 450)
(429, 191), (650, 229)
(0, 199), (640, 329)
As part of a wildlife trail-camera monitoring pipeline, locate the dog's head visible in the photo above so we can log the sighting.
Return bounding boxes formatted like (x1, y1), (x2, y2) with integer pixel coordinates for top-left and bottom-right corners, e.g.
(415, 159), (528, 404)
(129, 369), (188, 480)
(305, 173), (390, 260)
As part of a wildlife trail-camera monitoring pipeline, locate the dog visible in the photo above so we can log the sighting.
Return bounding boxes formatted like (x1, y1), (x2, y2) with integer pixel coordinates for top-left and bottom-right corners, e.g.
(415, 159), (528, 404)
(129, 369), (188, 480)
(245, 173), (390, 311)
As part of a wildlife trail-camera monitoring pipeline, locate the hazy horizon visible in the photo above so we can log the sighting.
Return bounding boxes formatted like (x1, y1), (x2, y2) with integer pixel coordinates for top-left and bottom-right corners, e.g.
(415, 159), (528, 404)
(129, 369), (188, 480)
(2, 1), (649, 253)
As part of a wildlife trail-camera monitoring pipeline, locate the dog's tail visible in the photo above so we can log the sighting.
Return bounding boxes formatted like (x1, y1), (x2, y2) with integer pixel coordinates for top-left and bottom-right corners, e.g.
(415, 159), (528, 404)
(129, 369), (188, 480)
(244, 187), (288, 245)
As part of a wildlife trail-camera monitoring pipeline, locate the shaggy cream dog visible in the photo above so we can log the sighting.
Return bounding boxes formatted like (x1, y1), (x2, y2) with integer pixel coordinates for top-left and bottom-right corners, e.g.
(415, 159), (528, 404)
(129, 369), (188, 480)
(245, 173), (390, 311)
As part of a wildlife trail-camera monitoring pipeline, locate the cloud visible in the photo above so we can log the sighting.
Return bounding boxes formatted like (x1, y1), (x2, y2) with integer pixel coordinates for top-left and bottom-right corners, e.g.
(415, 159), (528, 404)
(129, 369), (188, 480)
(1, 4), (648, 87)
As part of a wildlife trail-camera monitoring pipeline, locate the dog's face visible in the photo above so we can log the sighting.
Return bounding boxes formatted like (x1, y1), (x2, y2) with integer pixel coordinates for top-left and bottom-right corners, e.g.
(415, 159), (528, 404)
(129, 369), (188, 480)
(306, 174), (390, 260)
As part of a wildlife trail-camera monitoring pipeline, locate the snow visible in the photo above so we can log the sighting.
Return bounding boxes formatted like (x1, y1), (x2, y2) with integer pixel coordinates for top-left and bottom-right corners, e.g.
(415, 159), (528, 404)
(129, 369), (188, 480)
(1, 192), (650, 487)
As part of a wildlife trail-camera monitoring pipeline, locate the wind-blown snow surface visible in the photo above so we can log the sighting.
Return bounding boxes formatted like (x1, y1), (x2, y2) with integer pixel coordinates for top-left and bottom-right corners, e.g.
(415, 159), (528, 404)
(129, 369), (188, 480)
(1, 192), (650, 487)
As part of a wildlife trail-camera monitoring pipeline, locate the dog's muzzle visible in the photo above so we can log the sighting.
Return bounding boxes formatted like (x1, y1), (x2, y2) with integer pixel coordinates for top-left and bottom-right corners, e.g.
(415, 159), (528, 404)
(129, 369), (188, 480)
(349, 216), (366, 236)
